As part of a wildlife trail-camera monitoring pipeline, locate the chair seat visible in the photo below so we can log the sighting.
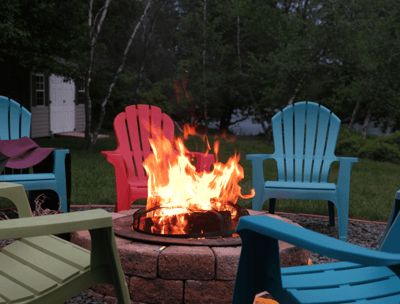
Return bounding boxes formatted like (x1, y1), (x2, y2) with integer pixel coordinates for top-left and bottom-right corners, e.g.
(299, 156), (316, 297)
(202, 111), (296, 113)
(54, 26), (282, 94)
(264, 181), (336, 190)
(0, 235), (90, 303)
(281, 262), (400, 303)
(0, 173), (55, 182)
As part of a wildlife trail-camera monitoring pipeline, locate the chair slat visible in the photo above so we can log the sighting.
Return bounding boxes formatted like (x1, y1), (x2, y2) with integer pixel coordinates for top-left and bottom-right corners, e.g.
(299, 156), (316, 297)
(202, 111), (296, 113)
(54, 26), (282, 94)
(137, 105), (152, 164)
(264, 181), (336, 190)
(0, 173), (55, 182)
(162, 113), (175, 143)
(125, 107), (146, 180)
(271, 114), (286, 181)
(0, 273), (34, 303)
(0, 96), (10, 140)
(150, 106), (162, 138)
(312, 107), (330, 182)
(320, 111), (341, 182)
(303, 103), (319, 182)
(290, 275), (400, 304)
(0, 251), (57, 295)
(20, 106), (31, 138)
(294, 102), (306, 182)
(282, 106), (294, 181)
(283, 265), (395, 289)
(9, 100), (21, 140)
(22, 235), (90, 271)
(3, 236), (80, 284)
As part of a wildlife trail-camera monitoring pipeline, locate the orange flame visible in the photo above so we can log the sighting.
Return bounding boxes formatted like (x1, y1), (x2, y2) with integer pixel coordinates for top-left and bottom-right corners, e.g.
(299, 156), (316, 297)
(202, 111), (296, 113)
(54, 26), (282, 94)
(142, 124), (254, 235)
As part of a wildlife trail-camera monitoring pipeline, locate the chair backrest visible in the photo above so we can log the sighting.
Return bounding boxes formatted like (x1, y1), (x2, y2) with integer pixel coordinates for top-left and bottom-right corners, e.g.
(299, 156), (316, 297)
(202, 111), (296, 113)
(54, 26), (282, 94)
(377, 191), (400, 254)
(113, 104), (175, 181)
(271, 101), (341, 183)
(0, 96), (31, 140)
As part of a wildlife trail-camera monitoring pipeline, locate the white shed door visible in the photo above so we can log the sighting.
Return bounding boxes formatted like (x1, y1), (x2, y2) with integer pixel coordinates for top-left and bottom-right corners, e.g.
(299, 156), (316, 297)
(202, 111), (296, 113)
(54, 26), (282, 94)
(50, 74), (75, 133)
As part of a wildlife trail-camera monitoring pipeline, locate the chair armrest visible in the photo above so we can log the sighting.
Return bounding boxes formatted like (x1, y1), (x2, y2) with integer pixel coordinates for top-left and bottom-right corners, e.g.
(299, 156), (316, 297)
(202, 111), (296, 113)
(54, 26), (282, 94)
(336, 157), (358, 188)
(237, 215), (400, 267)
(246, 154), (276, 189)
(0, 209), (113, 240)
(101, 151), (128, 179)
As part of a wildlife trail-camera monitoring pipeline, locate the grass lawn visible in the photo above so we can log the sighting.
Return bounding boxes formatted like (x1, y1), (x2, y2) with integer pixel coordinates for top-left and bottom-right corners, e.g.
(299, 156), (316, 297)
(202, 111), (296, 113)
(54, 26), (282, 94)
(1, 128), (399, 223)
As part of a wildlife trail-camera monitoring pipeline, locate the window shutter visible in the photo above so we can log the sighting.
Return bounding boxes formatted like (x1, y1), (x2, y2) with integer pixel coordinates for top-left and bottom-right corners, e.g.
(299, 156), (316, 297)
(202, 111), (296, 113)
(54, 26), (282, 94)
(45, 75), (49, 107)
(75, 81), (78, 105)
(31, 74), (36, 107)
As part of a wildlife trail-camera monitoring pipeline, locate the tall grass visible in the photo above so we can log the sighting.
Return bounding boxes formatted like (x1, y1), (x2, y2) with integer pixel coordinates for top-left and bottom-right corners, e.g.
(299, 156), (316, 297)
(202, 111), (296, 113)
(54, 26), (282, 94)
(1, 129), (399, 222)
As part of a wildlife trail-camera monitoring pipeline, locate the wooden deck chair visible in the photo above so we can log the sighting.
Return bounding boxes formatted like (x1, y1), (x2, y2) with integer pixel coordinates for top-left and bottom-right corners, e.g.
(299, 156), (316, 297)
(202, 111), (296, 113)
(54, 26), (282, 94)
(101, 104), (215, 212)
(0, 96), (70, 213)
(247, 101), (358, 241)
(233, 190), (400, 304)
(0, 182), (131, 304)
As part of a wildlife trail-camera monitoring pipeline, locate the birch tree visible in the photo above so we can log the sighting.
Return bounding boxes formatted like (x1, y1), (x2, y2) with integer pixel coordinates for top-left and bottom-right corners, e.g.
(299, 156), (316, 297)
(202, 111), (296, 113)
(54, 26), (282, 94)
(82, 0), (153, 151)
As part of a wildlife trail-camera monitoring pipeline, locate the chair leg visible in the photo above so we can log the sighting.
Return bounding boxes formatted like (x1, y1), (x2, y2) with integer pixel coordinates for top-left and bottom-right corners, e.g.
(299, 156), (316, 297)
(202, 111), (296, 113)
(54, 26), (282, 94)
(337, 202), (349, 242)
(269, 198), (276, 214)
(328, 201), (335, 227)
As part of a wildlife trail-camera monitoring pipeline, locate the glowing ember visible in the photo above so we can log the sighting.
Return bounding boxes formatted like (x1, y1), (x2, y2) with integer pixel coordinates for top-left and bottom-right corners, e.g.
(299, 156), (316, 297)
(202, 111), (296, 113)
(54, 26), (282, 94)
(143, 124), (255, 235)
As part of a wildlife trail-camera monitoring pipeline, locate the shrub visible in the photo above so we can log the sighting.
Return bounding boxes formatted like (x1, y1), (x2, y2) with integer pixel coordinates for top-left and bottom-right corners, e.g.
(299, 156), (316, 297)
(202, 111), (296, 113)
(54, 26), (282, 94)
(358, 139), (400, 164)
(336, 127), (400, 164)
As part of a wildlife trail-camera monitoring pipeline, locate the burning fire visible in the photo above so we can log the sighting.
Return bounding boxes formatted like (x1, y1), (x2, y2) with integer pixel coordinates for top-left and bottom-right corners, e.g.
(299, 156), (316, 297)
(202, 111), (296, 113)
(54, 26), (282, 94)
(143, 124), (255, 235)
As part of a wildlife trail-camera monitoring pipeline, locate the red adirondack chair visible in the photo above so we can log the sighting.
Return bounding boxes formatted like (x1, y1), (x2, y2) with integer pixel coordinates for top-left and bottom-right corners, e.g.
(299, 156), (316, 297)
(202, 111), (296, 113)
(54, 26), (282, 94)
(101, 105), (215, 212)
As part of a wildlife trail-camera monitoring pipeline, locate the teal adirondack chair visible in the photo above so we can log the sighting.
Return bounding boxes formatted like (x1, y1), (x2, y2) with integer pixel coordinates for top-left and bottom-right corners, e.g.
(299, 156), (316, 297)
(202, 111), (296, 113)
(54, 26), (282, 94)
(0, 96), (70, 213)
(233, 190), (400, 304)
(0, 182), (131, 304)
(247, 101), (358, 241)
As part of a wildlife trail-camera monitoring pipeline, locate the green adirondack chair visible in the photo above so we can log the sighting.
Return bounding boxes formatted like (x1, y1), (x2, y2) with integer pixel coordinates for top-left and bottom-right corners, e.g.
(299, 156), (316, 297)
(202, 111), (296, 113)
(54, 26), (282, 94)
(0, 183), (130, 304)
(247, 101), (358, 241)
(233, 190), (400, 304)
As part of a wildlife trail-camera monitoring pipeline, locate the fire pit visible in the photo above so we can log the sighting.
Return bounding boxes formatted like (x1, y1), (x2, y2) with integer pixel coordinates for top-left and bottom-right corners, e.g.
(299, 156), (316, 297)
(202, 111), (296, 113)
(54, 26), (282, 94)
(112, 202), (249, 246)
(71, 126), (310, 303)
(71, 208), (310, 304)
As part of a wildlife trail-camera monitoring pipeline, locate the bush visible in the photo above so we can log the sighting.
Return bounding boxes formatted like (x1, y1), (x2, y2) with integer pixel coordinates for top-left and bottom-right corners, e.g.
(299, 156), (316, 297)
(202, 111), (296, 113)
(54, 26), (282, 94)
(358, 139), (400, 164)
(336, 127), (400, 164)
(335, 135), (367, 156)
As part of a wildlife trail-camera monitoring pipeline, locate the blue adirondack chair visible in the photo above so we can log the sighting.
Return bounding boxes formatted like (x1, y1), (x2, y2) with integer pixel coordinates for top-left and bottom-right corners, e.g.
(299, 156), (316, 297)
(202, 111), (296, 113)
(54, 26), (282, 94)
(247, 101), (358, 241)
(233, 190), (400, 304)
(0, 96), (70, 213)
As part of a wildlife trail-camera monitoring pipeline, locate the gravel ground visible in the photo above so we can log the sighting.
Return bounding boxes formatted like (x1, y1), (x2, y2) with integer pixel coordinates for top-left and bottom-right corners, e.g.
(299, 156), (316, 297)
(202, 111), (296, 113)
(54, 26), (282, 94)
(0, 207), (388, 304)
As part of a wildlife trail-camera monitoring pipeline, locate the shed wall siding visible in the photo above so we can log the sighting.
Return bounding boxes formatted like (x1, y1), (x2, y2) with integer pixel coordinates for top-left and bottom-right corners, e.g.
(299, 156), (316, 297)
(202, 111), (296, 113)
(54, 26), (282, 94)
(31, 107), (50, 138)
(75, 104), (86, 132)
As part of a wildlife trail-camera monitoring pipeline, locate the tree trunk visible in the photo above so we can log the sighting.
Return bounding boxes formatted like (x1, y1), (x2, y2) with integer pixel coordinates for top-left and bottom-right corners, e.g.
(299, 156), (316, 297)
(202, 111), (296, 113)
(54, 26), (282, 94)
(348, 100), (360, 131)
(361, 103), (373, 138)
(203, 0), (208, 133)
(286, 49), (324, 107)
(83, 0), (112, 151)
(84, 0), (153, 151)
(287, 73), (306, 106)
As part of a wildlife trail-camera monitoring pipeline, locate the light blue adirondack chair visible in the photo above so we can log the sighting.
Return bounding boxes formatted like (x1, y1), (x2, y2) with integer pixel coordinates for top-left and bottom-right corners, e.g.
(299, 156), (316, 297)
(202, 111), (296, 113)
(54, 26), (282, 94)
(233, 190), (400, 304)
(247, 101), (358, 241)
(0, 96), (70, 213)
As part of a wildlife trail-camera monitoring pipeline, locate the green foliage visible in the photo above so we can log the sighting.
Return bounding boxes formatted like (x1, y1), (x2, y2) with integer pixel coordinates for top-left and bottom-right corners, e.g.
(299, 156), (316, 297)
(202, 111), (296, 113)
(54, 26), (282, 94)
(336, 128), (367, 156)
(0, 0), (87, 78)
(336, 127), (400, 164)
(358, 139), (400, 164)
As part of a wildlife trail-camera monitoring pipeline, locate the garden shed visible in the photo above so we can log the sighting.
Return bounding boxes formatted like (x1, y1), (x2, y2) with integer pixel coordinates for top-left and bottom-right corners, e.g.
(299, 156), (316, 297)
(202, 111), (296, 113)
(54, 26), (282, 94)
(0, 55), (86, 138)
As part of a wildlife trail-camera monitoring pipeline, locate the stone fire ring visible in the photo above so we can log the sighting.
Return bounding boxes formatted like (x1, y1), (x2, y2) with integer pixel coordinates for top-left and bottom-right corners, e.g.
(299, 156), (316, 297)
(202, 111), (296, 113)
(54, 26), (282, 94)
(114, 214), (243, 247)
(71, 209), (310, 304)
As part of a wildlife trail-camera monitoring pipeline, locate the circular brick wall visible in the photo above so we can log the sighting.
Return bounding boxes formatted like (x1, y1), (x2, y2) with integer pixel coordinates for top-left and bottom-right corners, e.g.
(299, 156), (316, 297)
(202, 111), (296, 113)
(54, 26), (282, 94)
(71, 209), (310, 304)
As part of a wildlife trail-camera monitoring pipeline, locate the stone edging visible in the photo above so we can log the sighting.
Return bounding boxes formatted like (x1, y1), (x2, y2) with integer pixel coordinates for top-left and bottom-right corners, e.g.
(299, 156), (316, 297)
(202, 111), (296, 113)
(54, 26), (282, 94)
(68, 204), (389, 225)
